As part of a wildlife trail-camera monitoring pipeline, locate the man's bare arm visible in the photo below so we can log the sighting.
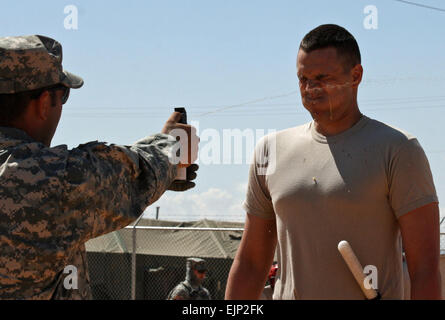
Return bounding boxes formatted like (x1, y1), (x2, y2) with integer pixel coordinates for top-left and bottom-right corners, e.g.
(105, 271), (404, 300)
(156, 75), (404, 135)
(225, 213), (277, 300)
(399, 202), (442, 300)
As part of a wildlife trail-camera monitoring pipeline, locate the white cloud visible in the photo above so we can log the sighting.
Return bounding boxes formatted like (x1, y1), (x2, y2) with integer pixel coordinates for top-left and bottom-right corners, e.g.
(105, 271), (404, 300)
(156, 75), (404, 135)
(144, 187), (246, 222)
(237, 182), (248, 194)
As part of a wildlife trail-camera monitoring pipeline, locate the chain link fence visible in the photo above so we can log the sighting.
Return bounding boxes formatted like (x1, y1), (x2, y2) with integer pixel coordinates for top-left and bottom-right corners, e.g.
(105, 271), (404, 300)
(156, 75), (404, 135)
(85, 224), (445, 300)
(85, 220), (244, 300)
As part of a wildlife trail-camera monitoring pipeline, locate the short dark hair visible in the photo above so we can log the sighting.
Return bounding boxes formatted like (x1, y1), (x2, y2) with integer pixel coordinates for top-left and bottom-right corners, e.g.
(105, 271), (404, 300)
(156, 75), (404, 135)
(299, 24), (361, 70)
(0, 85), (61, 126)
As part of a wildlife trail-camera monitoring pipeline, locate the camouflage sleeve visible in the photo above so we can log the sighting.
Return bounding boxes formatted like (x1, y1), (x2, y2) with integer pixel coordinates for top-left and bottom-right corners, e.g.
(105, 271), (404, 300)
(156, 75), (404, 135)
(60, 133), (178, 242)
(167, 284), (189, 300)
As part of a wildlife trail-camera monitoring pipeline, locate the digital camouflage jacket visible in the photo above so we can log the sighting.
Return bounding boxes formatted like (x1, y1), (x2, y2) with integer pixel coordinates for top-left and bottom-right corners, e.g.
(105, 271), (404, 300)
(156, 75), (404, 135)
(0, 127), (178, 299)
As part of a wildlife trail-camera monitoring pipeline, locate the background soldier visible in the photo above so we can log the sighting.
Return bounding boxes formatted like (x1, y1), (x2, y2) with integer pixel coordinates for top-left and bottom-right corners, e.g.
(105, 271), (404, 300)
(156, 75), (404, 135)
(167, 258), (211, 300)
(0, 35), (199, 299)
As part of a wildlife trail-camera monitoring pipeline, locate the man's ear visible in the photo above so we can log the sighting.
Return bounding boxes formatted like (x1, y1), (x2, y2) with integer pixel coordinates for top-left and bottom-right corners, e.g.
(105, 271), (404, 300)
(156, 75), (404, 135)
(34, 90), (52, 121)
(350, 64), (363, 88)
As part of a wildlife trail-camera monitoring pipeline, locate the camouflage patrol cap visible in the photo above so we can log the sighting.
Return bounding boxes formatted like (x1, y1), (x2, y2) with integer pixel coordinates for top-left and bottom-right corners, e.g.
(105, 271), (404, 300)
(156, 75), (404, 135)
(0, 35), (83, 94)
(187, 258), (207, 272)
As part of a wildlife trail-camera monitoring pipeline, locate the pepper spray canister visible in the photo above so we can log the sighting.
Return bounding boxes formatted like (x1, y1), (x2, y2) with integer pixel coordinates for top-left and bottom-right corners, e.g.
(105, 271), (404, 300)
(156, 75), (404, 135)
(174, 107), (187, 180)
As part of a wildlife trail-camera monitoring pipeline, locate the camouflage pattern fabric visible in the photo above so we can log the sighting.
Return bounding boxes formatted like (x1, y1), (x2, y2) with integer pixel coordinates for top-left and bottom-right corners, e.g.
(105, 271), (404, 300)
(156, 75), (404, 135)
(0, 126), (178, 299)
(0, 35), (83, 94)
(167, 281), (211, 300)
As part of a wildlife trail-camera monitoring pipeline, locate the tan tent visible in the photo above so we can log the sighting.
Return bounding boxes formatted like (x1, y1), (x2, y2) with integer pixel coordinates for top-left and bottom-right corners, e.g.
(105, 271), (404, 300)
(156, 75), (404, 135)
(85, 218), (244, 299)
(86, 218), (243, 258)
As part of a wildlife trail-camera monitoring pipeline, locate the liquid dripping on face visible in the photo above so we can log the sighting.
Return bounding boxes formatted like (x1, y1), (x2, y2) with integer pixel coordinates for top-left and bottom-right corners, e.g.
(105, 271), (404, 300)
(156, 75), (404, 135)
(328, 94), (334, 120)
(324, 82), (352, 121)
(306, 81), (353, 121)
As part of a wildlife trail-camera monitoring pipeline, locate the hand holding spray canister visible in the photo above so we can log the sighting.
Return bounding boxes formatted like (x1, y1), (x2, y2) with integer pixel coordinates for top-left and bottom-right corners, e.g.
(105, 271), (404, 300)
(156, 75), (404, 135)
(174, 107), (187, 180)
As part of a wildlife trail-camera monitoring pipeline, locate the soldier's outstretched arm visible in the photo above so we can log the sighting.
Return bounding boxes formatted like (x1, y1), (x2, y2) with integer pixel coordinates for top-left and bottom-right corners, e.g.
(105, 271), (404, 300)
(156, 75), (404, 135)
(59, 112), (198, 242)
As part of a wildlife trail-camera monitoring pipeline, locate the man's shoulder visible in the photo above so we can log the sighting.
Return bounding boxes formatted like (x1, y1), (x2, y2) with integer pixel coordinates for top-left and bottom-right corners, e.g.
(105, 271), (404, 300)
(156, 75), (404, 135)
(362, 116), (418, 148)
(365, 117), (415, 139)
(1, 145), (71, 176)
(254, 122), (311, 148)
(276, 122), (312, 138)
(168, 282), (190, 299)
(0, 128), (70, 159)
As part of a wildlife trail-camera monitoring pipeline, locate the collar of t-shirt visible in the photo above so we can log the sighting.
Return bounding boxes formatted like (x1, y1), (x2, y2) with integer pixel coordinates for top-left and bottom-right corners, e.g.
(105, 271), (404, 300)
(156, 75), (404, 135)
(310, 114), (370, 144)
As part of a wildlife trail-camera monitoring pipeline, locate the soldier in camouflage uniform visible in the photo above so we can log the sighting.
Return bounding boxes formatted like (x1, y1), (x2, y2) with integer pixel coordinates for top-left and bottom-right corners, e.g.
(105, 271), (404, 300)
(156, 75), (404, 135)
(167, 258), (211, 300)
(0, 35), (199, 299)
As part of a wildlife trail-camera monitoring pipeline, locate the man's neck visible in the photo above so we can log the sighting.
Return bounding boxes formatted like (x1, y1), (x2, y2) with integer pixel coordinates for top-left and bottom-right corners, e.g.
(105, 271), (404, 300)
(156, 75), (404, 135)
(9, 120), (51, 147)
(314, 106), (363, 137)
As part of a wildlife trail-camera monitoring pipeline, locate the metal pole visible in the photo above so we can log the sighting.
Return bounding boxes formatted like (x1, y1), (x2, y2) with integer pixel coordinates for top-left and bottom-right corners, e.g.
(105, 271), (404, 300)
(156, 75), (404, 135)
(131, 213), (145, 300)
(156, 206), (160, 220)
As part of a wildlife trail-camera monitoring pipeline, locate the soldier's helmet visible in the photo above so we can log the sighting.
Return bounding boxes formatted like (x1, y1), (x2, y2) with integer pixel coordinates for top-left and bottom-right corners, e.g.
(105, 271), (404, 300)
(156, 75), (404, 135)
(0, 35), (83, 94)
(187, 257), (207, 273)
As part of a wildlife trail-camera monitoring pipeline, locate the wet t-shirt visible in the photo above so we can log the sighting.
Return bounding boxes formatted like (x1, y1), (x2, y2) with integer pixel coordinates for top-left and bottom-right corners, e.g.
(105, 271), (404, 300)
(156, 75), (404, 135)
(243, 115), (438, 299)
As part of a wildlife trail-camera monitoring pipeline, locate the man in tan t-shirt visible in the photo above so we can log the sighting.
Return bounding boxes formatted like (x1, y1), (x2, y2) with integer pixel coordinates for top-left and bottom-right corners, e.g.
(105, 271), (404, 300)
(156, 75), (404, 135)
(225, 24), (441, 300)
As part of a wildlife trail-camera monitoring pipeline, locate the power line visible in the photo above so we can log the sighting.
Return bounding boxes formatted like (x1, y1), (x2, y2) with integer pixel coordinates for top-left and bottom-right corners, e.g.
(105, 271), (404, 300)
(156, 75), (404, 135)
(197, 90), (299, 117)
(64, 95), (445, 113)
(393, 0), (445, 12)
(63, 103), (445, 118)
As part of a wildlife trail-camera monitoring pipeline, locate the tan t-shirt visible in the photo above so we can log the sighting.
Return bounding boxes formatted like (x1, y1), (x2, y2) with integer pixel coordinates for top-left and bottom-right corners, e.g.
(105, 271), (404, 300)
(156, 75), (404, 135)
(243, 115), (438, 300)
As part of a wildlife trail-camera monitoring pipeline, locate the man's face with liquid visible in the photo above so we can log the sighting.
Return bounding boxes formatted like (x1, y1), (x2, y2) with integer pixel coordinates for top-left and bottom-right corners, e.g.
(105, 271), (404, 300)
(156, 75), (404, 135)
(297, 47), (359, 123)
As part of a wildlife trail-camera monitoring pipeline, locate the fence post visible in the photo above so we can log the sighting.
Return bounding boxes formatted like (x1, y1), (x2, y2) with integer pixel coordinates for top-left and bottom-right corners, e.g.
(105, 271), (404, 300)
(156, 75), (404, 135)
(131, 214), (145, 300)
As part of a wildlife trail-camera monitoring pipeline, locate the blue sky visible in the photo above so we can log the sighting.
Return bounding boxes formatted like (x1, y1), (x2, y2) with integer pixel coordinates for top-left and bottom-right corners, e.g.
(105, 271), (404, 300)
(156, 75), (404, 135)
(1, 0), (445, 222)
